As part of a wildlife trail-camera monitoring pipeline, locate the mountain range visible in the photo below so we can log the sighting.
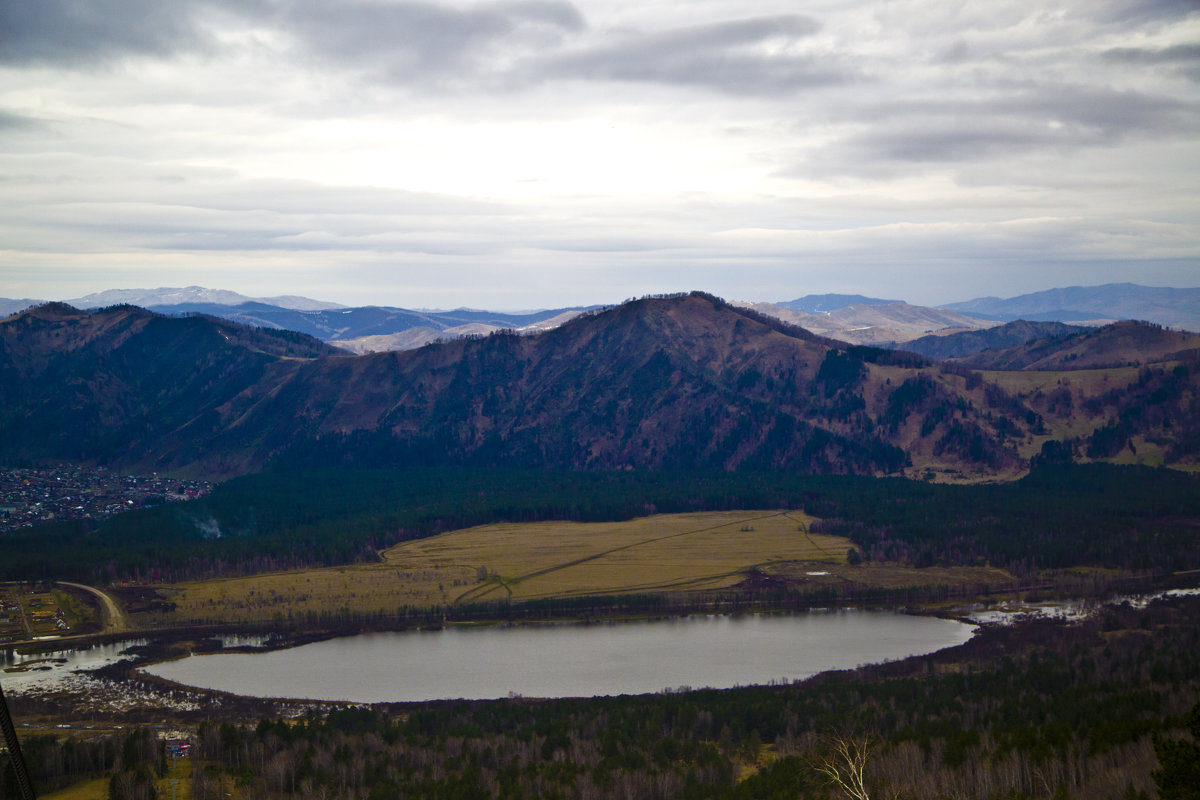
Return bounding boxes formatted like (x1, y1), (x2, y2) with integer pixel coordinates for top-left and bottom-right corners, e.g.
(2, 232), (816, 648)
(939, 283), (1200, 328)
(890, 321), (1088, 361)
(3, 292), (1198, 482)
(2, 283), (1197, 353)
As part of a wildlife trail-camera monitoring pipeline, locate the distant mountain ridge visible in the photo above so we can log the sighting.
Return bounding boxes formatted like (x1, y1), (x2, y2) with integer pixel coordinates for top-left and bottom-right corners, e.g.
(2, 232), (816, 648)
(4, 283), (1197, 356)
(0, 298), (41, 317)
(957, 320), (1200, 371)
(142, 301), (597, 349)
(66, 285), (347, 311)
(745, 301), (992, 346)
(775, 293), (902, 313)
(940, 283), (1200, 330)
(892, 321), (1088, 360)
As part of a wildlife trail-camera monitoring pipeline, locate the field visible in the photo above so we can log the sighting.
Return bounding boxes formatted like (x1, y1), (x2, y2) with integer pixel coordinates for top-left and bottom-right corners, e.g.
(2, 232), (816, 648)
(41, 756), (206, 800)
(166, 510), (854, 623)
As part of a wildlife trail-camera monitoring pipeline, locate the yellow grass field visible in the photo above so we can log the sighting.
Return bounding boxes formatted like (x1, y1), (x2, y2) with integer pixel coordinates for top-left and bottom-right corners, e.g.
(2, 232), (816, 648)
(167, 510), (849, 623)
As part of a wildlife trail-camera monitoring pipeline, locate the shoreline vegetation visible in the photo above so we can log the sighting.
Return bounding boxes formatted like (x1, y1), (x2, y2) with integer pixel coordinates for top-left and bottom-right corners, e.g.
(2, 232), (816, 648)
(8, 592), (1199, 800)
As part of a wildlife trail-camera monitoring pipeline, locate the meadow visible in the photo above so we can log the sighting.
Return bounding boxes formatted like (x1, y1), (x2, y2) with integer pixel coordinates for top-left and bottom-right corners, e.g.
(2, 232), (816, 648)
(162, 509), (1021, 625)
(167, 510), (847, 622)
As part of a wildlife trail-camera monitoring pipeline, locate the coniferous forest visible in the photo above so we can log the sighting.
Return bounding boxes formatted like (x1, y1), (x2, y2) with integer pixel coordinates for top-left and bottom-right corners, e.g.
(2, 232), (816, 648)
(3, 463), (1197, 584)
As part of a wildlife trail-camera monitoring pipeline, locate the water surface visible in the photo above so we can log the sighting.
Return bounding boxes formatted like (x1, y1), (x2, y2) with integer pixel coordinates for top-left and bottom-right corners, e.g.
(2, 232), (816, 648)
(145, 611), (974, 702)
(2, 639), (147, 692)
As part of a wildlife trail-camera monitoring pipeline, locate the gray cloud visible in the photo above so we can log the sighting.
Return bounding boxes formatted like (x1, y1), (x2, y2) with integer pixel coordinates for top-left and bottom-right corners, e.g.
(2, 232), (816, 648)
(999, 85), (1198, 139)
(1087, 0), (1200, 26)
(2, 0), (1197, 308)
(1104, 43), (1200, 82)
(794, 83), (1199, 176)
(533, 16), (850, 95)
(0, 0), (584, 83)
(0, 0), (219, 66)
(281, 0), (585, 83)
(0, 2), (849, 95)
(0, 110), (48, 131)
(1104, 43), (1200, 64)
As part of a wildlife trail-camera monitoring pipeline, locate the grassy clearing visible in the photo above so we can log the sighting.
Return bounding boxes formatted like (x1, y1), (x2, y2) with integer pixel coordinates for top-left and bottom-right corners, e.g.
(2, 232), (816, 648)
(167, 510), (849, 623)
(40, 777), (108, 800)
(158, 755), (194, 800)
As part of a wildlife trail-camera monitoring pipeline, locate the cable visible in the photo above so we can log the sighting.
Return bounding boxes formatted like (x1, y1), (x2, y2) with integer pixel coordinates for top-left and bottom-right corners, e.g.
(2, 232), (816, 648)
(0, 679), (37, 800)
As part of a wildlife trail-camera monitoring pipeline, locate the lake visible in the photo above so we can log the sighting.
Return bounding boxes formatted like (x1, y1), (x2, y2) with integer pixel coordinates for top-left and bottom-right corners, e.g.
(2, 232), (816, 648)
(144, 610), (975, 702)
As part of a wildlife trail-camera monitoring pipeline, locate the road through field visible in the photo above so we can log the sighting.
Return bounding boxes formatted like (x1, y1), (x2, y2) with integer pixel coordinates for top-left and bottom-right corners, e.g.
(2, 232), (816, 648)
(167, 510), (860, 623)
(451, 510), (818, 605)
(58, 581), (128, 633)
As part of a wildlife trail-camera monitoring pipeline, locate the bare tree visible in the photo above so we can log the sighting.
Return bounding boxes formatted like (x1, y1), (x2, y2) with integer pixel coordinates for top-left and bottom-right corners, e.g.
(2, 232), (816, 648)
(814, 735), (895, 800)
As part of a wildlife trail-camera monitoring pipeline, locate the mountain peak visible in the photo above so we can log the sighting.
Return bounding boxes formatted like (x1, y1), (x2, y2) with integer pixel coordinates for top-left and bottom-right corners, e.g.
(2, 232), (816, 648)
(775, 293), (903, 314)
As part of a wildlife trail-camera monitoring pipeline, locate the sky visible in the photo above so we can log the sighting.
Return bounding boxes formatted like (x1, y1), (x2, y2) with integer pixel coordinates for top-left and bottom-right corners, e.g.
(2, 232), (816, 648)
(1, 0), (1198, 309)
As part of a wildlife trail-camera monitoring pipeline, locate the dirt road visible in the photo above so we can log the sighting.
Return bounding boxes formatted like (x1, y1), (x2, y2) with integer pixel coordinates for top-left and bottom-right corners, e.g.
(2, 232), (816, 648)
(58, 581), (129, 633)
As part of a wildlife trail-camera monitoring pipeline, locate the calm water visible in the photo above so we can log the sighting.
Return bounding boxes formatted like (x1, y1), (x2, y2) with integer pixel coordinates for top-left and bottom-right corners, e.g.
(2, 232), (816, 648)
(1, 638), (148, 692)
(145, 611), (975, 702)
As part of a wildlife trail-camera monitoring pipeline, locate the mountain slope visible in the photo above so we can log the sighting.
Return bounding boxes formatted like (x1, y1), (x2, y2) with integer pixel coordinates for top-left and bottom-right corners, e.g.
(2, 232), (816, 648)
(958, 320), (1200, 371)
(747, 301), (992, 345)
(893, 320), (1088, 360)
(212, 294), (914, 476)
(0, 303), (341, 472)
(941, 283), (1200, 330)
(4, 294), (1198, 480)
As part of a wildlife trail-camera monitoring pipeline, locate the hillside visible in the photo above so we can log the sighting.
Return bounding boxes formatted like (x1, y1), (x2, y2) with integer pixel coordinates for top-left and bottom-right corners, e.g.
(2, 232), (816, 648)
(958, 320), (1200, 371)
(746, 301), (993, 345)
(206, 293), (913, 477)
(0, 303), (342, 473)
(2, 294), (1199, 480)
(893, 320), (1088, 360)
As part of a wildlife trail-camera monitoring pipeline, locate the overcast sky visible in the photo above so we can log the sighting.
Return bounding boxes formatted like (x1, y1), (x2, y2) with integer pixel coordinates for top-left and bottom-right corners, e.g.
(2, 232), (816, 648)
(2, 0), (1197, 309)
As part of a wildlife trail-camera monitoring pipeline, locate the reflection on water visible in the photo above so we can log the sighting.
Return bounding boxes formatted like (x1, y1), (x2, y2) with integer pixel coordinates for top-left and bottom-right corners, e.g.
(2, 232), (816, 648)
(145, 611), (975, 703)
(1, 639), (147, 692)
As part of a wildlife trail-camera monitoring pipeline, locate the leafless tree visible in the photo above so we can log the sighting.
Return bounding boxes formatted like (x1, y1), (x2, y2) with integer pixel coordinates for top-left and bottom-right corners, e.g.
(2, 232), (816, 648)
(814, 735), (896, 800)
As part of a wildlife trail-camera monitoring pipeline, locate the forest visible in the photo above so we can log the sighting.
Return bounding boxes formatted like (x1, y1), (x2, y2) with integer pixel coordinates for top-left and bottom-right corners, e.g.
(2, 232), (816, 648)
(3, 463), (1198, 584)
(7, 594), (1199, 799)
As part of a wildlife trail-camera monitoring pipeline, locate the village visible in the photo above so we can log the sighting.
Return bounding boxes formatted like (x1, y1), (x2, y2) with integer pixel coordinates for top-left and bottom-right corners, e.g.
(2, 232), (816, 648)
(0, 466), (211, 533)
(0, 583), (79, 644)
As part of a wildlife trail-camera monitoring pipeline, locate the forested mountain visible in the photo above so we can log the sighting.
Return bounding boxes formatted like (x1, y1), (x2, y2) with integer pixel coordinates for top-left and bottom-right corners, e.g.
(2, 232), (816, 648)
(891, 320), (1087, 360)
(3, 293), (1199, 480)
(958, 320), (1200, 370)
(0, 303), (342, 473)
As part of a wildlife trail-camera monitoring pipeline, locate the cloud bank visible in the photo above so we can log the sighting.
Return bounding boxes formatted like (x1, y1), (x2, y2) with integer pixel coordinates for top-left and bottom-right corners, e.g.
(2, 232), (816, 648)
(1, 0), (1197, 307)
